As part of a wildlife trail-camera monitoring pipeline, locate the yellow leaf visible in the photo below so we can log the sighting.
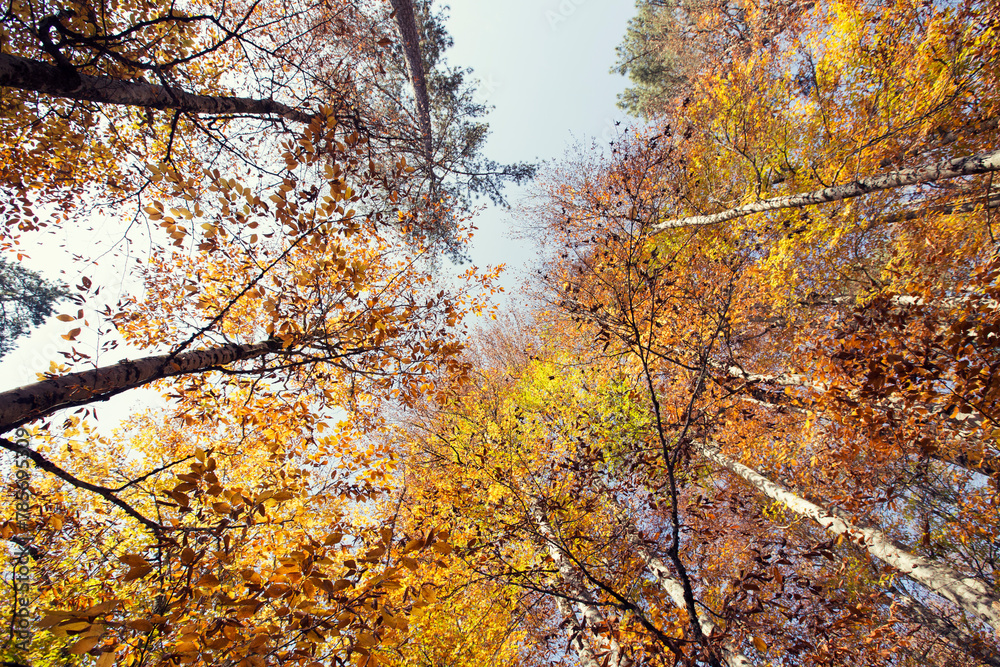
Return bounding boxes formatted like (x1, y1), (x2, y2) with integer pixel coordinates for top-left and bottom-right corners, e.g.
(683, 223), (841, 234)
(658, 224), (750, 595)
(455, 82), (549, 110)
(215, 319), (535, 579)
(62, 621), (91, 632)
(197, 573), (221, 588)
(126, 620), (153, 632)
(753, 636), (768, 653)
(119, 554), (149, 568)
(175, 640), (199, 653)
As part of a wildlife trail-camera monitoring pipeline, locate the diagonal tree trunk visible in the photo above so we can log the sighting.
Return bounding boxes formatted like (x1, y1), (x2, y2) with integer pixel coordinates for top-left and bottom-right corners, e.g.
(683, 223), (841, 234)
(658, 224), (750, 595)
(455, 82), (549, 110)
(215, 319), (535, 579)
(0, 339), (280, 434)
(694, 442), (1000, 629)
(593, 480), (753, 666)
(0, 53), (314, 123)
(528, 497), (627, 667)
(553, 593), (603, 667)
(887, 587), (1000, 667)
(652, 149), (1000, 233)
(716, 361), (1000, 478)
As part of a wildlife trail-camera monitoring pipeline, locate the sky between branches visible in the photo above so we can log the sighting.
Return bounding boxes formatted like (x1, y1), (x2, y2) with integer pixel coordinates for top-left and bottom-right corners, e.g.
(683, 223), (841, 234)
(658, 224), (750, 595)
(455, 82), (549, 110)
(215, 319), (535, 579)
(445, 0), (632, 294)
(0, 0), (633, 393)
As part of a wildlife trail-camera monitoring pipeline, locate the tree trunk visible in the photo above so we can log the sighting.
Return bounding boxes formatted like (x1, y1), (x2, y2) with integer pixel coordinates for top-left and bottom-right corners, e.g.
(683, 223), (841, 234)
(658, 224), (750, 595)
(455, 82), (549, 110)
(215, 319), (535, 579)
(594, 480), (753, 666)
(388, 0), (433, 159)
(652, 149), (1000, 233)
(0, 52), (314, 123)
(721, 364), (999, 478)
(0, 339), (280, 433)
(694, 442), (1000, 630)
(888, 587), (1000, 667)
(634, 537), (753, 666)
(553, 594), (603, 667)
(528, 498), (627, 667)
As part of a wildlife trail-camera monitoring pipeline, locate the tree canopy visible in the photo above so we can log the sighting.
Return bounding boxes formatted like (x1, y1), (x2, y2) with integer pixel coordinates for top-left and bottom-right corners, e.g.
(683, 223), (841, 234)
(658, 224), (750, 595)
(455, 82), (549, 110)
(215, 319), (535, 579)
(2, 0), (1000, 665)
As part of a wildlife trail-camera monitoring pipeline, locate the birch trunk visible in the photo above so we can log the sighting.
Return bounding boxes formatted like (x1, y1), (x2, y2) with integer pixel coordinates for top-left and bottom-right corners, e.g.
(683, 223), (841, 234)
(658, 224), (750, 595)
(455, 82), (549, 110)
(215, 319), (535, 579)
(0, 53), (314, 123)
(888, 588), (1000, 667)
(0, 339), (280, 433)
(592, 480), (753, 666)
(528, 498), (627, 667)
(553, 594), (603, 667)
(695, 442), (1000, 629)
(719, 361), (998, 478)
(714, 364), (822, 391)
(652, 149), (1000, 233)
(634, 538), (753, 666)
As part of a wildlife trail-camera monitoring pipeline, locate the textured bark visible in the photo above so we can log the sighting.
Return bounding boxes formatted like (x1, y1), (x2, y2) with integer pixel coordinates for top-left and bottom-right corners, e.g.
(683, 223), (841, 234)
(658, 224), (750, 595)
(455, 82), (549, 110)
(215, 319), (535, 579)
(634, 537), (753, 666)
(528, 498), (627, 667)
(388, 0), (433, 158)
(0, 340), (279, 433)
(0, 52), (314, 123)
(554, 594), (603, 667)
(652, 149), (1000, 233)
(716, 364), (821, 390)
(889, 588), (1000, 667)
(594, 481), (753, 666)
(695, 442), (1000, 629)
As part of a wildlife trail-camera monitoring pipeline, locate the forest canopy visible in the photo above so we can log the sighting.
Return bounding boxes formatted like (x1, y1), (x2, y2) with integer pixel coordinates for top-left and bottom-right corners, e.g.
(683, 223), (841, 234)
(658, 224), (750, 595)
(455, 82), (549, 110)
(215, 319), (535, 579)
(2, 0), (999, 666)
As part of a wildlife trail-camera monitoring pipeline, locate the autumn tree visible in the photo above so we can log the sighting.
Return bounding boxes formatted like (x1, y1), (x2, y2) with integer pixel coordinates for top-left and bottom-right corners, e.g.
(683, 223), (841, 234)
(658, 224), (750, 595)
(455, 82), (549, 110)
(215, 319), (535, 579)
(0, 3), (513, 664)
(0, 0), (530, 262)
(520, 0), (1000, 652)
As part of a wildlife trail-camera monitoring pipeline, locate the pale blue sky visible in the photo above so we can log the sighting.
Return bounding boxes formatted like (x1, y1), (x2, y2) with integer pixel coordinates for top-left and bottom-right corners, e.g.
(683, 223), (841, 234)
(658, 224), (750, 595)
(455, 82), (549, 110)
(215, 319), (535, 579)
(443, 0), (635, 294)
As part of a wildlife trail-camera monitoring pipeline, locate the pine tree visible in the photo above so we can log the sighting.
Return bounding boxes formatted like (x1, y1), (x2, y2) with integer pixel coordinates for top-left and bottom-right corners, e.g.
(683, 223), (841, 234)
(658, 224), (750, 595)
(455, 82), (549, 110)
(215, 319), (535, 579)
(0, 259), (68, 358)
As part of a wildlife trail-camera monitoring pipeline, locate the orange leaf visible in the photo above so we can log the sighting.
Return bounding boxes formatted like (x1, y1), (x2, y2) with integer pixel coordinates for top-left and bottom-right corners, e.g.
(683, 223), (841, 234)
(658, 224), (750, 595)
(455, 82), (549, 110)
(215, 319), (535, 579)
(70, 635), (101, 654)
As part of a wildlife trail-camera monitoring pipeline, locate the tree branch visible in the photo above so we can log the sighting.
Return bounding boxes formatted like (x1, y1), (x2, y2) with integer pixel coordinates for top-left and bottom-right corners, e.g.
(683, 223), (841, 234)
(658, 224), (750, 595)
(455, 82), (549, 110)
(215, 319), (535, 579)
(0, 52), (314, 123)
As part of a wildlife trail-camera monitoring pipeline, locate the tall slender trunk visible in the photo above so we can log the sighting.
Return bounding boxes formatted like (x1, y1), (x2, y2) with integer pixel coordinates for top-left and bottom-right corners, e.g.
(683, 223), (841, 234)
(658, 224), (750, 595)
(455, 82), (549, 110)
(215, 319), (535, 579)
(0, 339), (280, 433)
(0, 53), (314, 123)
(528, 498), (627, 667)
(714, 363), (822, 391)
(388, 0), (433, 159)
(888, 587), (1000, 667)
(694, 442), (1000, 629)
(553, 593), (603, 667)
(594, 480), (753, 666)
(652, 149), (1000, 233)
(724, 366), (999, 478)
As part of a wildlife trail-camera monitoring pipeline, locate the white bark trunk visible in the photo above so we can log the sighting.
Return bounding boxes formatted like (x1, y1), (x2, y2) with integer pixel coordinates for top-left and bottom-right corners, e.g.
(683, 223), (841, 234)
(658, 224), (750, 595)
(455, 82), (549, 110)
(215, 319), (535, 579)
(0, 53), (314, 123)
(0, 340), (279, 433)
(554, 594), (603, 667)
(528, 498), (627, 667)
(888, 588), (1000, 667)
(636, 544), (753, 667)
(695, 442), (1000, 629)
(717, 364), (821, 390)
(652, 149), (1000, 233)
(594, 484), (753, 667)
